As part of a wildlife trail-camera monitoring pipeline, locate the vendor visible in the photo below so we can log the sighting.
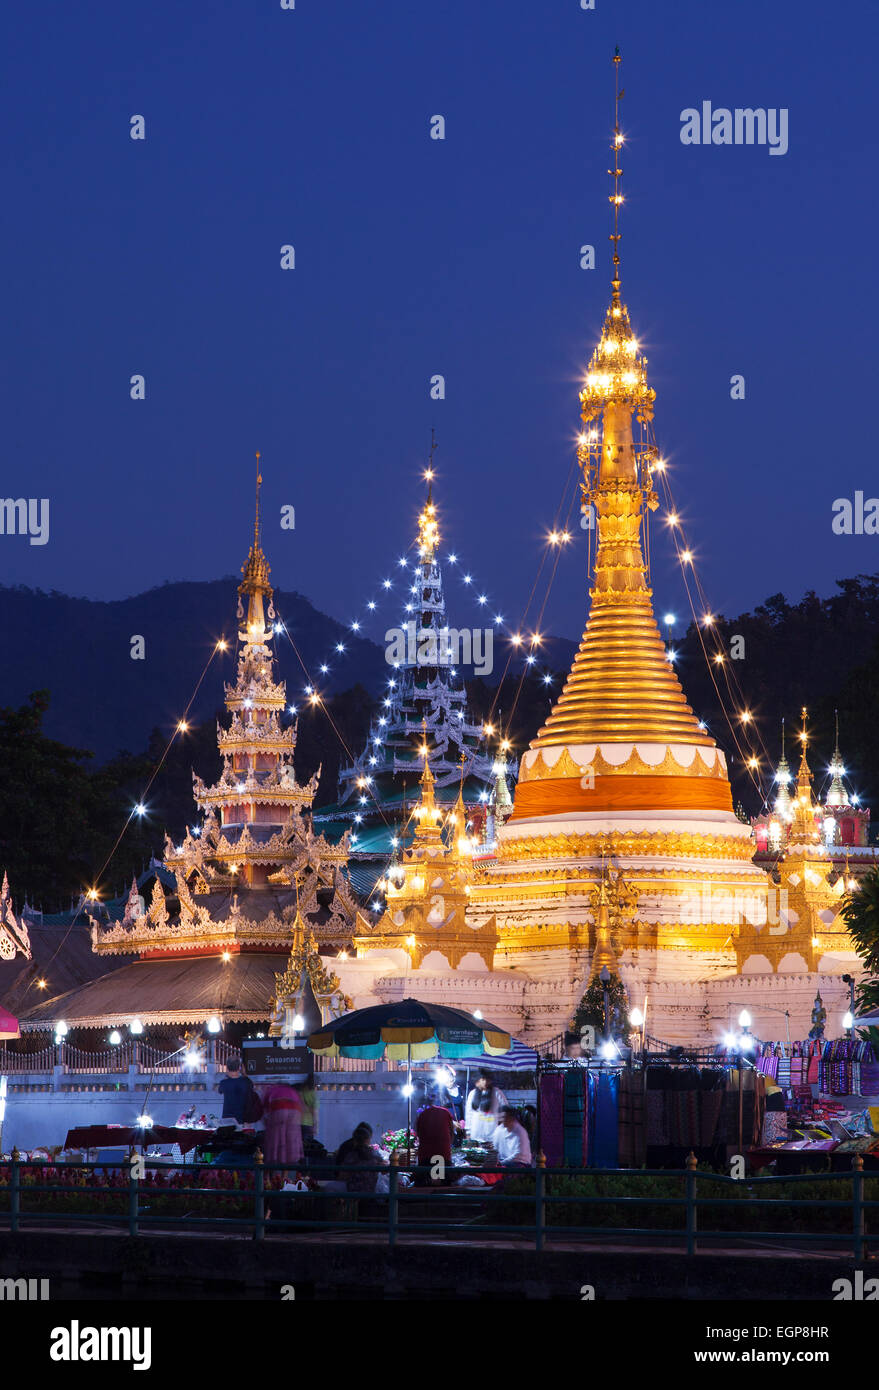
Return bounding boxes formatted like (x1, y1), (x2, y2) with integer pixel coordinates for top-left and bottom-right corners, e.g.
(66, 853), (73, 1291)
(491, 1106), (533, 1169)
(465, 1068), (507, 1141)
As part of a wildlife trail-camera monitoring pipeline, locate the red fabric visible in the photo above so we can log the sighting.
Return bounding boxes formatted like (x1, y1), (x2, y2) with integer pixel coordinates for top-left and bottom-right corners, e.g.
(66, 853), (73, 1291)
(63, 1125), (207, 1155)
(263, 1111), (303, 1165)
(416, 1105), (454, 1166)
(263, 1084), (303, 1114)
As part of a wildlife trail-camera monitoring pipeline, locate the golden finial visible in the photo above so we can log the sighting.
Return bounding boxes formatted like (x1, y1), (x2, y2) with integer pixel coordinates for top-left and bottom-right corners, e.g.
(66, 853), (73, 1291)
(238, 452), (272, 640)
(254, 452), (263, 549)
(424, 427), (438, 504)
(417, 442), (440, 561)
(609, 48), (625, 302)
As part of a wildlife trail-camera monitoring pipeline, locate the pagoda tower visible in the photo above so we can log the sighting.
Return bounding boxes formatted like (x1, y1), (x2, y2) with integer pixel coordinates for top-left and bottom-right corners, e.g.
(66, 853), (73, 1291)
(322, 57), (862, 1047)
(19, 467), (359, 1038)
(351, 734), (498, 970)
(469, 54), (774, 1041)
(774, 722), (794, 824)
(825, 714), (848, 810)
(742, 710), (843, 974)
(159, 462), (356, 937)
(319, 457), (496, 895)
(753, 712), (872, 860)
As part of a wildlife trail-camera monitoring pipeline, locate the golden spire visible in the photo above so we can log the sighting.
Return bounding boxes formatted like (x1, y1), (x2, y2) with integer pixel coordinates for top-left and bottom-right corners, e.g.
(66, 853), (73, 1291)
(413, 721), (442, 841)
(452, 751), (466, 826)
(788, 707), (822, 846)
(448, 752), (470, 857)
(238, 452), (273, 642)
(531, 52), (710, 750)
(609, 46), (623, 305)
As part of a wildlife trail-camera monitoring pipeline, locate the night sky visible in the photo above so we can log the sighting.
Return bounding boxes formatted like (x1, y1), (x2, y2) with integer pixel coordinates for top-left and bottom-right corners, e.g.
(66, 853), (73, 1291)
(2, 0), (877, 651)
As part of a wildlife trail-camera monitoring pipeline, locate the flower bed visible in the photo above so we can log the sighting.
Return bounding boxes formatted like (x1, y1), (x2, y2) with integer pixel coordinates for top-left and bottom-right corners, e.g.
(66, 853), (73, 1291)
(495, 1168), (879, 1234)
(0, 1163), (293, 1220)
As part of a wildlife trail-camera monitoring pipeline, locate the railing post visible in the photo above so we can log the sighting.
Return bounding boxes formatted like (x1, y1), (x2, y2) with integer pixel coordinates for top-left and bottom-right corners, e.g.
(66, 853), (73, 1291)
(535, 1151), (546, 1252)
(253, 1150), (265, 1241)
(685, 1151), (698, 1257)
(128, 1157), (139, 1236)
(852, 1154), (865, 1265)
(388, 1150), (399, 1249)
(10, 1148), (19, 1235)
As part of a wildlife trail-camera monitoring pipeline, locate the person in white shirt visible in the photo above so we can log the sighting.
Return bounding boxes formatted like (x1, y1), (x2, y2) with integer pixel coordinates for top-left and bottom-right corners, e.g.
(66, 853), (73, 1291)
(491, 1107), (532, 1168)
(465, 1069), (507, 1141)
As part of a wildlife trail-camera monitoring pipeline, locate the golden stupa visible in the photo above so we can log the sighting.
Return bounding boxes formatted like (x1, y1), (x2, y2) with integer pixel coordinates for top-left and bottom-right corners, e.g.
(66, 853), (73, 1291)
(338, 54), (860, 1048)
(470, 54), (777, 1033)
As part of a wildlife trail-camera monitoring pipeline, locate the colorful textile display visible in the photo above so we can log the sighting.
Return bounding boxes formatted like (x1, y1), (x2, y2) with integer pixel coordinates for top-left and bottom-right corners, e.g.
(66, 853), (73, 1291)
(587, 1070), (619, 1168)
(563, 1067), (589, 1165)
(617, 1069), (646, 1167)
(538, 1072), (564, 1166)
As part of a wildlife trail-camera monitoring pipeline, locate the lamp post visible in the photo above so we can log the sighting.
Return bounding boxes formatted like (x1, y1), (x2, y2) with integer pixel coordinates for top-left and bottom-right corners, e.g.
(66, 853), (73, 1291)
(736, 1011), (752, 1157)
(842, 974), (856, 1032)
(629, 1007), (644, 1067)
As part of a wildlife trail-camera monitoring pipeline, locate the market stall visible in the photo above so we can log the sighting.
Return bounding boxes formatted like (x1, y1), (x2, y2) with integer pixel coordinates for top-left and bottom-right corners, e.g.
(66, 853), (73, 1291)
(308, 998), (512, 1172)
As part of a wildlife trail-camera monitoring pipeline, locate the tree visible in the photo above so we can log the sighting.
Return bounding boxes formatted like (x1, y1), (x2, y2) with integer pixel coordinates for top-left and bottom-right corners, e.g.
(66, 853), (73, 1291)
(840, 869), (879, 1028)
(571, 971), (629, 1041)
(0, 692), (157, 910)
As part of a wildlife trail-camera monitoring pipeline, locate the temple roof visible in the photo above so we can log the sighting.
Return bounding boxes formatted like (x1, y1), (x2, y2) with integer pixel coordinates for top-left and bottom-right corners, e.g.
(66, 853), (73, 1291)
(19, 952), (290, 1030)
(0, 921), (133, 1018)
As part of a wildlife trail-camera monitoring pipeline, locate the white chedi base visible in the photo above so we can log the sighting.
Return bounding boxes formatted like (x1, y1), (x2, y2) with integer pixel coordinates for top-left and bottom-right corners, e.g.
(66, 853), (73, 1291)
(336, 946), (862, 1051)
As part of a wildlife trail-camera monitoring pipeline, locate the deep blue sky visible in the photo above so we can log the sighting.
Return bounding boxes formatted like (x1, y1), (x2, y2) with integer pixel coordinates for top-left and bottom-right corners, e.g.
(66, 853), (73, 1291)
(2, 0), (877, 651)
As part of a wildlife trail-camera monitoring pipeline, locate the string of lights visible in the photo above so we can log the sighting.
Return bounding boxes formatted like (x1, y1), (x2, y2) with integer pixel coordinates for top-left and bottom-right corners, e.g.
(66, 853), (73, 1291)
(28, 639), (231, 995)
(653, 465), (774, 802)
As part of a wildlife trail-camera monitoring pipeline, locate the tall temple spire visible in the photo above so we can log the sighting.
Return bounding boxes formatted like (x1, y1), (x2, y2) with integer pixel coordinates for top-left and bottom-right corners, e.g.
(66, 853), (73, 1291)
(413, 723), (443, 844)
(826, 709), (848, 808)
(238, 452), (273, 643)
(530, 51), (712, 752)
(609, 46), (624, 304)
(334, 464), (494, 808)
(788, 707), (822, 848)
(774, 718), (793, 820)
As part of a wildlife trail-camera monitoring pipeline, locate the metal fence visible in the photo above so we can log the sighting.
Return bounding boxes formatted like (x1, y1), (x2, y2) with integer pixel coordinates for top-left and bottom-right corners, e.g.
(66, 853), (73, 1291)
(0, 1152), (875, 1257)
(0, 1040), (238, 1075)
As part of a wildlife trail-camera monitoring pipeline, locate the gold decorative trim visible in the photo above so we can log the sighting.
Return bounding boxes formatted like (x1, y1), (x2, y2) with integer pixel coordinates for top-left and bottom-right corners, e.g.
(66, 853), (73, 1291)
(520, 743), (726, 784)
(497, 829), (756, 863)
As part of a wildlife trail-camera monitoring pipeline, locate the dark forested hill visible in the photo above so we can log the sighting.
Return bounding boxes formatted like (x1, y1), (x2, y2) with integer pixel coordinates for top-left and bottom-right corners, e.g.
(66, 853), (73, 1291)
(671, 575), (879, 814)
(0, 579), (388, 762)
(3, 572), (879, 910)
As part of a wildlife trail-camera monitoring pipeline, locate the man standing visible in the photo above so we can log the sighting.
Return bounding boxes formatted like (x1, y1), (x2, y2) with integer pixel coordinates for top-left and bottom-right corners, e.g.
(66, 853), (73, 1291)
(415, 1091), (455, 1182)
(491, 1106), (532, 1169)
(216, 1054), (252, 1124)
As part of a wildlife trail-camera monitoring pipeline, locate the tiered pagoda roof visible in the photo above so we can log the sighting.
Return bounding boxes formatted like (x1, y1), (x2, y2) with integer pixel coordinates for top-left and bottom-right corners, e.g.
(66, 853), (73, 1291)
(316, 467), (499, 896)
(19, 467), (358, 1033)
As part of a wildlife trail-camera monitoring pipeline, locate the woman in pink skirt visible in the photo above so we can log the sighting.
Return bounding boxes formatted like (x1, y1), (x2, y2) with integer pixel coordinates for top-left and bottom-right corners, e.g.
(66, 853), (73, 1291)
(261, 1082), (304, 1171)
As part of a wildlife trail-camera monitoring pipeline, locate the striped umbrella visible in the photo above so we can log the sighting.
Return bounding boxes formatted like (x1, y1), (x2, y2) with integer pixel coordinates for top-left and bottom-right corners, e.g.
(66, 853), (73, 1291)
(308, 998), (511, 1061)
(453, 1038), (538, 1071)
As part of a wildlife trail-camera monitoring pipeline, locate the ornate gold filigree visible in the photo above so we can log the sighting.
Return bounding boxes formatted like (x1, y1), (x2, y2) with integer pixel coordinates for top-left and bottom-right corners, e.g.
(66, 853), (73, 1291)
(496, 829), (756, 863)
(519, 743), (726, 784)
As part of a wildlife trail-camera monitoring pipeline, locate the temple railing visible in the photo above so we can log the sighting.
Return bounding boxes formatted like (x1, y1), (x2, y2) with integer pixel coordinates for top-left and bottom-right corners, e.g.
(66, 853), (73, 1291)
(0, 1039), (238, 1076)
